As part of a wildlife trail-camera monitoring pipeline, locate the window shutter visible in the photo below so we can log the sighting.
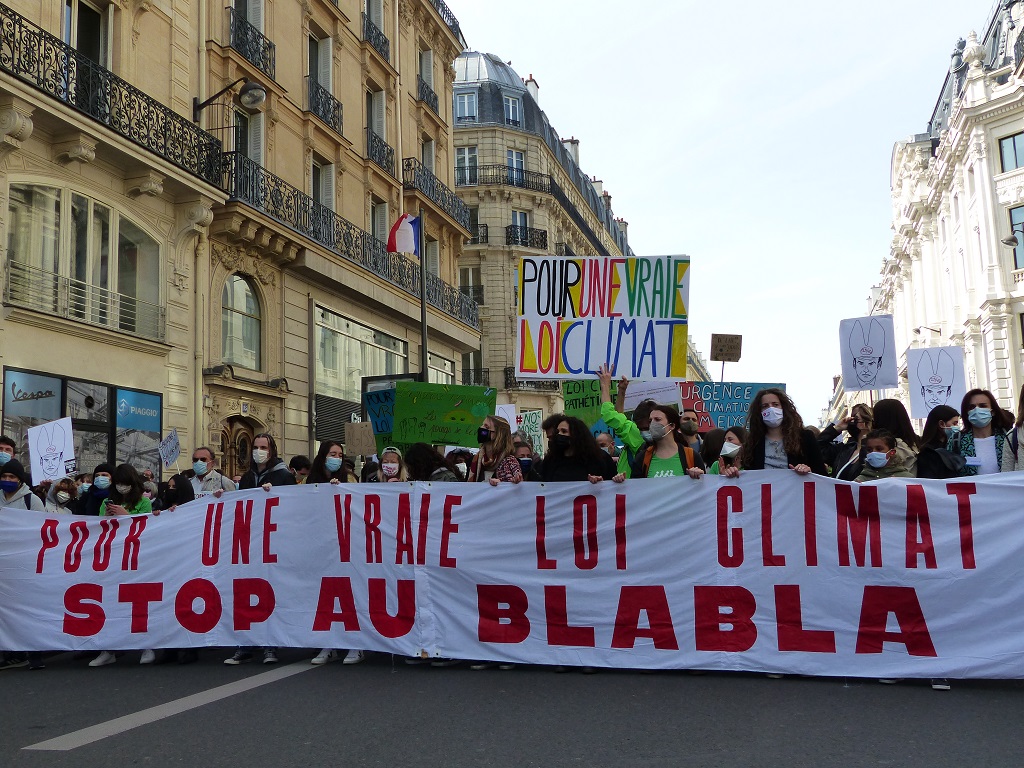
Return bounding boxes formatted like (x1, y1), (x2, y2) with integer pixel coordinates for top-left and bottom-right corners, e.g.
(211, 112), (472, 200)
(372, 90), (386, 139)
(420, 49), (433, 88)
(322, 164), (335, 211)
(369, 0), (383, 29)
(422, 140), (435, 173)
(318, 37), (333, 90)
(426, 240), (440, 276)
(374, 202), (389, 242)
(249, 0), (263, 32)
(249, 112), (264, 165)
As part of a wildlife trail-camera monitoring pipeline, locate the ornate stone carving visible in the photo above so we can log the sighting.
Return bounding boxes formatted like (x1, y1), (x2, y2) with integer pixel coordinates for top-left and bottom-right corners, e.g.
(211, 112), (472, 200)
(126, 171), (165, 198)
(0, 100), (33, 162)
(53, 133), (97, 165)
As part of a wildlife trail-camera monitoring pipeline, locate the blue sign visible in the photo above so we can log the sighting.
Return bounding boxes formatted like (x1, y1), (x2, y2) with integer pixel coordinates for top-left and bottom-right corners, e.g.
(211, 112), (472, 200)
(3, 371), (62, 420)
(363, 388), (395, 435)
(681, 381), (787, 431)
(115, 389), (161, 433)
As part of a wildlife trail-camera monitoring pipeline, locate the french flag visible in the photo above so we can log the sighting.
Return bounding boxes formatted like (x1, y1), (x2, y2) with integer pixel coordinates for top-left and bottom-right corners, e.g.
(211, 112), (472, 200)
(386, 214), (420, 256)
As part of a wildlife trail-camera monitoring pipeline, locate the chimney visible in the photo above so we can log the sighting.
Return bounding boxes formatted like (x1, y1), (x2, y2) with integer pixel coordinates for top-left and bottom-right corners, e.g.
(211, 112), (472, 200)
(562, 136), (579, 165)
(524, 73), (540, 104)
(591, 176), (603, 196)
(601, 190), (612, 212)
(615, 217), (628, 240)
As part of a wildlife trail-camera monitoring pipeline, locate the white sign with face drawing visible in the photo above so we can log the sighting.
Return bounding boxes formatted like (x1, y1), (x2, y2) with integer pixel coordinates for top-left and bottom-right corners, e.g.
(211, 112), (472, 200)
(27, 417), (77, 486)
(906, 346), (966, 419)
(839, 315), (898, 392)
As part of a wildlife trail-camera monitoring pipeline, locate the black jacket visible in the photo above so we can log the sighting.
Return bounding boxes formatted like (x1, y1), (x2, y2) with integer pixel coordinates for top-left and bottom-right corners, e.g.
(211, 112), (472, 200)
(78, 488), (110, 516)
(539, 450), (617, 482)
(239, 457), (297, 489)
(916, 444), (960, 480)
(817, 424), (866, 481)
(743, 429), (828, 476)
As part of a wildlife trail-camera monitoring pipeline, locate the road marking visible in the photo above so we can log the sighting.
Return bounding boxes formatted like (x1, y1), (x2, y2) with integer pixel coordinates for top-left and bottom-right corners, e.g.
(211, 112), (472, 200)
(23, 661), (318, 751)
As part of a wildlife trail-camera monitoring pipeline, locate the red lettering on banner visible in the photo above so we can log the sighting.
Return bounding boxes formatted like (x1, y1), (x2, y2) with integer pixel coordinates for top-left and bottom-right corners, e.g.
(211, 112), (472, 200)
(122, 516), (146, 571)
(855, 586), (936, 656)
(905, 485), (937, 569)
(693, 586), (757, 652)
(535, 497), (556, 570)
(64, 520), (88, 573)
(947, 483), (977, 569)
(836, 485), (881, 567)
(803, 482), (818, 567)
(63, 583), (104, 637)
(611, 586), (678, 650)
(573, 495), (598, 570)
(774, 585), (836, 652)
(231, 499), (254, 564)
(312, 577), (360, 631)
(717, 487), (743, 567)
(415, 494), (430, 565)
(545, 585), (596, 646)
(364, 495), (382, 563)
(761, 485), (785, 567)
(92, 518), (118, 572)
(615, 494), (627, 570)
(368, 578), (415, 638)
(477, 584), (530, 643)
(36, 519), (59, 573)
(118, 582), (163, 633)
(395, 493), (414, 565)
(262, 498), (279, 564)
(174, 578), (223, 633)
(233, 578), (275, 630)
(334, 494), (352, 563)
(202, 502), (224, 566)
(440, 495), (462, 568)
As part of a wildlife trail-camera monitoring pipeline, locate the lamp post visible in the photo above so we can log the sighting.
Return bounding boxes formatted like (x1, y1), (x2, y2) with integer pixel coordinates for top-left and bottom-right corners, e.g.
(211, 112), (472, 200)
(193, 78), (267, 123)
(1000, 222), (1024, 248)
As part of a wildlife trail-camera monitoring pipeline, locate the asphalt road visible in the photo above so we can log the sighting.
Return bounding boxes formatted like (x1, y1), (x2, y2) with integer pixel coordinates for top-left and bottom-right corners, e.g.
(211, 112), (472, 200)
(2, 649), (1023, 768)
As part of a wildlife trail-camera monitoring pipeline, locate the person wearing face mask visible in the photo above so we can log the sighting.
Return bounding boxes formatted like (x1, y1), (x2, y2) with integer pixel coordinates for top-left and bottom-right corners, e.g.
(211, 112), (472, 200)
(708, 426), (747, 475)
(78, 463), (115, 516)
(818, 404), (874, 481)
(853, 430), (914, 482)
(514, 442), (542, 481)
(540, 417), (617, 483)
(615, 405), (706, 481)
(949, 388), (1013, 477)
(0, 434), (17, 466)
(736, 388), (826, 477)
(1002, 383), (1024, 472)
(157, 472), (196, 512)
(189, 446), (237, 498)
(44, 475), (79, 513)
(597, 364), (657, 478)
(468, 416), (523, 485)
(308, 441), (360, 484)
(404, 443), (462, 483)
(0, 458), (45, 511)
(698, 428), (726, 469)
(916, 405), (964, 480)
(239, 433), (296, 492)
(374, 447), (409, 483)
(679, 408), (702, 451)
(871, 400), (921, 476)
(446, 448), (474, 480)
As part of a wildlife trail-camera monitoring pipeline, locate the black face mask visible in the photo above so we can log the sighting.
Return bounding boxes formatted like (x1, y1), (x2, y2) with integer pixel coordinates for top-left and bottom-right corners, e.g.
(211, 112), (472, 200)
(477, 427), (492, 444)
(549, 434), (571, 451)
(161, 488), (178, 508)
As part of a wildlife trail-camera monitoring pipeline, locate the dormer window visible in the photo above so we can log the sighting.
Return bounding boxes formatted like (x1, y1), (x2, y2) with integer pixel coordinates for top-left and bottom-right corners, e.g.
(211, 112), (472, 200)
(504, 95), (520, 127)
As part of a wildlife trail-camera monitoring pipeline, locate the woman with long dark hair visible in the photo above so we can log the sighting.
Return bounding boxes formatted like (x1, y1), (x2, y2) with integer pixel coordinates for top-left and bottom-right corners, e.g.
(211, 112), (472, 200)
(738, 388), (826, 476)
(405, 443), (463, 482)
(239, 433), (296, 491)
(307, 440), (359, 484)
(871, 399), (921, 476)
(540, 416), (616, 482)
(709, 425), (746, 475)
(916, 405), (962, 480)
(951, 388), (1013, 476)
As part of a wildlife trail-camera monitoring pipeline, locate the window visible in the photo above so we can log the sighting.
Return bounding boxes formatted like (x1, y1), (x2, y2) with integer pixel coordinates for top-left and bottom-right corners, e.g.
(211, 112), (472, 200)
(309, 34), (333, 90)
(222, 274), (261, 370)
(425, 239), (440, 276)
(234, 110), (264, 164)
(1011, 206), (1024, 270)
(316, 307), (407, 402)
(427, 353), (454, 385)
(511, 210), (528, 229)
(1001, 132), (1024, 173)
(365, 0), (384, 29)
(504, 96), (520, 127)
(419, 48), (433, 89)
(460, 265), (483, 303)
(371, 198), (389, 242)
(456, 146), (477, 185)
(455, 92), (477, 122)
(64, 0), (108, 65)
(311, 158), (334, 211)
(367, 88), (386, 139)
(462, 350), (483, 385)
(422, 138), (435, 173)
(507, 149), (524, 186)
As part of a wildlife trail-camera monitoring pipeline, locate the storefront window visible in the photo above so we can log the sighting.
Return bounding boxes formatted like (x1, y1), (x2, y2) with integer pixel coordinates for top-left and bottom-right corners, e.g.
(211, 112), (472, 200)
(315, 307), (407, 402)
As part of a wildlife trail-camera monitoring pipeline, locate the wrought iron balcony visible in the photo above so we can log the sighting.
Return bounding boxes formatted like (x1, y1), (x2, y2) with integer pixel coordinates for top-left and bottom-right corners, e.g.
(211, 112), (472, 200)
(455, 115), (478, 124)
(307, 77), (343, 135)
(428, 0), (464, 42)
(367, 129), (395, 176)
(454, 164), (551, 193)
(402, 158), (470, 229)
(505, 117), (521, 127)
(555, 242), (577, 257)
(362, 14), (390, 63)
(1017, 33), (1024, 67)
(229, 8), (275, 80)
(4, 258), (165, 341)
(417, 75), (439, 114)
(504, 367), (560, 391)
(0, 3), (221, 186)
(221, 152), (479, 328)
(467, 224), (488, 245)
(506, 225), (548, 249)
(459, 284), (484, 303)
(462, 368), (489, 387)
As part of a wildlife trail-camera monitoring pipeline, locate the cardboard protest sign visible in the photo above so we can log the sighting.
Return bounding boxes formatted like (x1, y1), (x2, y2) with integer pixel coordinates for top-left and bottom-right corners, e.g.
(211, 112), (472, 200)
(516, 255), (690, 380)
(623, 381), (683, 412)
(390, 383), (496, 451)
(517, 408), (545, 457)
(344, 421), (378, 457)
(906, 346), (966, 419)
(840, 315), (898, 391)
(680, 382), (786, 431)
(158, 429), (181, 469)
(27, 417), (76, 485)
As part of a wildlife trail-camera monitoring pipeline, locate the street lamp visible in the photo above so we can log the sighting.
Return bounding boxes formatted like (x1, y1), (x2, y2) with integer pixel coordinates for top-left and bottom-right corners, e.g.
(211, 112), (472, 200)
(1000, 222), (1024, 248)
(192, 78), (267, 123)
(913, 326), (942, 335)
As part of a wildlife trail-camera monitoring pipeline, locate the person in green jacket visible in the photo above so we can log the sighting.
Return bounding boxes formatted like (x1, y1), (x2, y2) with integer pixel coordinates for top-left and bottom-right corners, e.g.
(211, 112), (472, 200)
(854, 430), (915, 482)
(597, 364), (656, 478)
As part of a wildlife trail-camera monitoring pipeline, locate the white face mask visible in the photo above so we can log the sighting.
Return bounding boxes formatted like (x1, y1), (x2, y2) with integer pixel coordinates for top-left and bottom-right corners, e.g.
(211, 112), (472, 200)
(455, 462), (467, 474)
(720, 442), (741, 458)
(252, 449), (269, 465)
(382, 463), (400, 477)
(56, 491), (71, 504)
(761, 407), (784, 428)
(115, 484), (131, 495)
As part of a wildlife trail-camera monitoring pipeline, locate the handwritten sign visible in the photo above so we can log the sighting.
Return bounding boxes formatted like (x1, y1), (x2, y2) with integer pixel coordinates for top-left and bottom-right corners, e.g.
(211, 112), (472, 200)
(363, 388), (396, 451)
(623, 381), (683, 412)
(390, 383), (496, 451)
(710, 334), (742, 363)
(158, 429), (181, 469)
(27, 417), (76, 485)
(680, 381), (786, 431)
(516, 255), (690, 380)
(344, 421), (378, 457)
(518, 409), (545, 457)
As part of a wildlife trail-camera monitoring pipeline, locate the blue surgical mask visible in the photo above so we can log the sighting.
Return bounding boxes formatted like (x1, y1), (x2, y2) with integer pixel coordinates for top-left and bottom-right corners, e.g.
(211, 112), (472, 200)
(865, 452), (890, 469)
(0, 453), (10, 467)
(192, 461), (208, 476)
(94, 476), (111, 490)
(0, 480), (19, 494)
(518, 457), (533, 473)
(943, 426), (960, 439)
(325, 456), (343, 472)
(80, 483), (91, 493)
(968, 408), (992, 428)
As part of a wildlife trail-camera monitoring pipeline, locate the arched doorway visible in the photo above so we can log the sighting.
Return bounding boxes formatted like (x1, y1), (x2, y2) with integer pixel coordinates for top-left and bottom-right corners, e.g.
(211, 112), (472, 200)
(221, 416), (257, 481)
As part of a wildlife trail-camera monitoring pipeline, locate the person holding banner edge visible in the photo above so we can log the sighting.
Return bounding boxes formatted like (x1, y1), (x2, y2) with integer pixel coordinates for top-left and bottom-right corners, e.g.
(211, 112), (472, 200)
(614, 405), (705, 481)
(949, 389), (1013, 476)
(597, 364), (655, 478)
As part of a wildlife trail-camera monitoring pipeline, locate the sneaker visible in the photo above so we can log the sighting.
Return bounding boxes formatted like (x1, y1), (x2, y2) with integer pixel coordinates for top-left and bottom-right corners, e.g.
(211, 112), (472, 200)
(498, 663), (516, 671)
(469, 662), (494, 671)
(311, 649), (338, 665)
(878, 678), (900, 685)
(28, 659), (45, 670)
(89, 651), (117, 667)
(262, 650), (279, 664)
(224, 650), (253, 665)
(343, 649), (364, 665)
(430, 658), (460, 668)
(0, 654), (29, 670)
(931, 678), (951, 691)
(139, 649), (156, 665)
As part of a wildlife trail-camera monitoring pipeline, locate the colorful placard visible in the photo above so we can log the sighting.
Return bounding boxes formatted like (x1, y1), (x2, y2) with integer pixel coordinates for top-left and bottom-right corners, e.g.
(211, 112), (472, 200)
(516, 408), (545, 457)
(389, 382), (497, 452)
(158, 429), (181, 469)
(680, 381), (786, 431)
(516, 255), (690, 380)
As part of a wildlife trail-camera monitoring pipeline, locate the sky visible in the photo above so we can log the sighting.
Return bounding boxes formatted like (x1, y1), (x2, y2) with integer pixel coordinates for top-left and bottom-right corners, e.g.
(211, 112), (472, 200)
(448, 0), (989, 421)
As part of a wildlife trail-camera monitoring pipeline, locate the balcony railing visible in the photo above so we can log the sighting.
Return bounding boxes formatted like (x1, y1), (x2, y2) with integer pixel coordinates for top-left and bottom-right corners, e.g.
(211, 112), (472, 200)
(462, 368), (489, 387)
(506, 225), (548, 249)
(4, 258), (165, 341)
(454, 164), (551, 193)
(307, 77), (343, 135)
(362, 13), (390, 63)
(505, 117), (521, 127)
(467, 224), (488, 245)
(428, 0), (464, 42)
(504, 367), (560, 391)
(402, 158), (470, 229)
(0, 3), (221, 186)
(229, 8), (275, 80)
(1017, 33), (1024, 68)
(367, 129), (395, 176)
(459, 284), (484, 303)
(222, 152), (478, 328)
(417, 75), (439, 114)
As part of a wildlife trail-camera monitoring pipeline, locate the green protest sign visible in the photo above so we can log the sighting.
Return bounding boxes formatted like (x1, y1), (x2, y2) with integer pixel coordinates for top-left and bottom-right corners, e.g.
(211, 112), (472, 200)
(562, 379), (620, 431)
(389, 382), (497, 452)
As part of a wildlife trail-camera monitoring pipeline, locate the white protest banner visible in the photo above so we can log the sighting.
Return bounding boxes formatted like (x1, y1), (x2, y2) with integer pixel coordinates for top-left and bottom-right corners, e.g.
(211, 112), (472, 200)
(516, 255), (690, 380)
(840, 315), (898, 392)
(2, 473), (1023, 678)
(623, 381), (683, 412)
(26, 417), (76, 485)
(906, 346), (966, 419)
(159, 429), (181, 469)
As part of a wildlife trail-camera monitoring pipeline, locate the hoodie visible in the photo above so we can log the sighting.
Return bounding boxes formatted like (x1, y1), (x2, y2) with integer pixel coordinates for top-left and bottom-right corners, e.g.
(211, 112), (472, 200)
(1, 459), (45, 511)
(239, 456), (296, 489)
(45, 475), (80, 514)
